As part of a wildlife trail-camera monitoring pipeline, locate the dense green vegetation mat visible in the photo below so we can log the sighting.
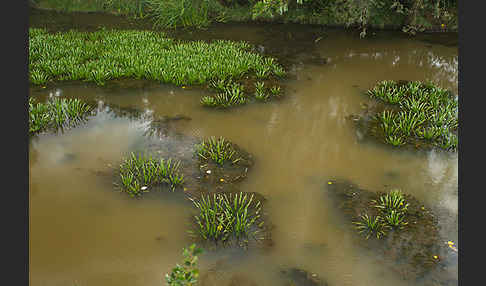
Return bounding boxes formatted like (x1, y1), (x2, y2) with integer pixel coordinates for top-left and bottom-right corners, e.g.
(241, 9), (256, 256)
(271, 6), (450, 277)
(28, 28), (284, 86)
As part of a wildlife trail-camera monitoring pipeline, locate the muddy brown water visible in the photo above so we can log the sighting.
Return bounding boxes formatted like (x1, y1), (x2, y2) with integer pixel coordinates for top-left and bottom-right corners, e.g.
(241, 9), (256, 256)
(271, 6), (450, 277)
(29, 12), (458, 286)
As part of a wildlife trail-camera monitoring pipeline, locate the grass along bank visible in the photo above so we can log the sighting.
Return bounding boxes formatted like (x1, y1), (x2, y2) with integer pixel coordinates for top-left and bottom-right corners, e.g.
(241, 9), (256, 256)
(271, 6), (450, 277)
(29, 28), (285, 87)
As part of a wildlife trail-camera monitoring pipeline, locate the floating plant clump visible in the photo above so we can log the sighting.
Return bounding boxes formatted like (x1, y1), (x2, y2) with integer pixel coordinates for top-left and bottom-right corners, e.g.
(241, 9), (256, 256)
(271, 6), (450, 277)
(190, 192), (264, 246)
(202, 79), (283, 107)
(353, 213), (388, 239)
(195, 136), (242, 166)
(353, 189), (411, 239)
(201, 80), (247, 108)
(28, 97), (92, 135)
(365, 80), (458, 151)
(117, 152), (184, 197)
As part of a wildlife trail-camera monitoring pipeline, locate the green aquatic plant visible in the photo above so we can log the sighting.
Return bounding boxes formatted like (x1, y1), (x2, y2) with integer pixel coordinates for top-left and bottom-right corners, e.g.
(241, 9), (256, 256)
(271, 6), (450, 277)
(436, 133), (458, 151)
(29, 97), (50, 134)
(191, 192), (262, 244)
(166, 244), (203, 286)
(270, 85), (281, 97)
(417, 126), (442, 141)
(353, 214), (387, 240)
(28, 97), (91, 135)
(373, 189), (409, 215)
(224, 81), (245, 98)
(273, 65), (286, 78)
(255, 67), (270, 79)
(118, 152), (184, 197)
(400, 93), (431, 114)
(367, 80), (457, 151)
(201, 81), (247, 108)
(368, 80), (402, 104)
(29, 28), (284, 87)
(29, 70), (49, 85)
(385, 134), (406, 147)
(209, 78), (230, 92)
(254, 81), (268, 101)
(200, 91), (247, 108)
(195, 136), (242, 165)
(383, 210), (408, 229)
(378, 110), (398, 136)
(395, 110), (426, 136)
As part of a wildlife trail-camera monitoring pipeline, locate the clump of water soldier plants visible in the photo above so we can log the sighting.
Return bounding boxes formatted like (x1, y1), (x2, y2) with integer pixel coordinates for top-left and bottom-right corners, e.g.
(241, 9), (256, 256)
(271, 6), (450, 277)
(166, 244), (203, 286)
(201, 80), (247, 108)
(366, 80), (458, 151)
(254, 81), (282, 101)
(327, 179), (455, 284)
(190, 192), (264, 246)
(117, 152), (184, 197)
(195, 136), (242, 166)
(353, 189), (410, 239)
(29, 28), (285, 87)
(29, 97), (92, 135)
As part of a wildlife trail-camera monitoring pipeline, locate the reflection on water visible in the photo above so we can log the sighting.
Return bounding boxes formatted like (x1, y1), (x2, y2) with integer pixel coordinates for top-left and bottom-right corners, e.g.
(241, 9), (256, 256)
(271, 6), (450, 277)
(29, 26), (457, 286)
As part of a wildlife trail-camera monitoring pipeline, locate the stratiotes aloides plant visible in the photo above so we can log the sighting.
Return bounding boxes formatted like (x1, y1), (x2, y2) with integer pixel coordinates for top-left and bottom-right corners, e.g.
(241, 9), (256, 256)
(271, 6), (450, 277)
(195, 136), (242, 165)
(191, 192), (263, 245)
(166, 244), (203, 286)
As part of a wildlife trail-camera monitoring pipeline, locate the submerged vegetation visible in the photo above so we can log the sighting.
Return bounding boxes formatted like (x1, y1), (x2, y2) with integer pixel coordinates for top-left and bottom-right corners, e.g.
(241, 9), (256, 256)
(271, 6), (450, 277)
(117, 152), (184, 197)
(28, 97), (91, 135)
(190, 192), (263, 245)
(196, 137), (242, 166)
(366, 80), (458, 151)
(166, 244), (202, 286)
(29, 28), (284, 87)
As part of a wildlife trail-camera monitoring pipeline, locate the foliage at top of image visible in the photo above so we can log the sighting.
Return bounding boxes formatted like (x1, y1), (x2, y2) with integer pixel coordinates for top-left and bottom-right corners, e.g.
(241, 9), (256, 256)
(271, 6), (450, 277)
(32, 0), (457, 36)
(117, 152), (184, 197)
(166, 244), (203, 286)
(367, 80), (458, 151)
(28, 28), (285, 86)
(29, 97), (92, 136)
(190, 192), (264, 246)
(145, 0), (223, 29)
(250, 0), (457, 37)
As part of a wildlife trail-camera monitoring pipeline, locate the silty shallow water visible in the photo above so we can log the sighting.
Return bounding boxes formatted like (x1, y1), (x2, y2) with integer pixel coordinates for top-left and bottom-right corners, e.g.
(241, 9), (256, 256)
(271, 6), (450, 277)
(29, 17), (458, 286)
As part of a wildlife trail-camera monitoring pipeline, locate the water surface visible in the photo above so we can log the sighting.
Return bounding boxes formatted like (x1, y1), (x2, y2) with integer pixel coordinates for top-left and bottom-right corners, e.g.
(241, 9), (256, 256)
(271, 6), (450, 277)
(29, 22), (458, 286)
